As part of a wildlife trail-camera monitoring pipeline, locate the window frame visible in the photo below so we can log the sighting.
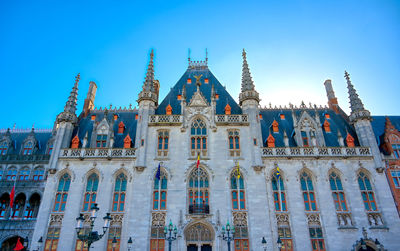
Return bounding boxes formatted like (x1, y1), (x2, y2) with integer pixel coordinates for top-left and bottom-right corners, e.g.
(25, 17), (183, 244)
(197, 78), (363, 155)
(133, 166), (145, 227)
(300, 172), (318, 211)
(53, 173), (71, 212)
(112, 173), (127, 212)
(82, 174), (99, 212)
(357, 172), (378, 212)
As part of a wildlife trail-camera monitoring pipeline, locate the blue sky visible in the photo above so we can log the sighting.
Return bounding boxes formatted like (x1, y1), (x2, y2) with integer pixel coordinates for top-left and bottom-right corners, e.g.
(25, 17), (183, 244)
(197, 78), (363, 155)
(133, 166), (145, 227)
(0, 0), (399, 129)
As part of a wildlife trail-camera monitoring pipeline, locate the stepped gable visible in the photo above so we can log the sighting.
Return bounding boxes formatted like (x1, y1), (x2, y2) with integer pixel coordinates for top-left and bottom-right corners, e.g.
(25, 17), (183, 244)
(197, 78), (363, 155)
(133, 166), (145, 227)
(156, 67), (242, 115)
(371, 115), (400, 154)
(259, 108), (359, 147)
(0, 130), (52, 154)
(71, 109), (138, 148)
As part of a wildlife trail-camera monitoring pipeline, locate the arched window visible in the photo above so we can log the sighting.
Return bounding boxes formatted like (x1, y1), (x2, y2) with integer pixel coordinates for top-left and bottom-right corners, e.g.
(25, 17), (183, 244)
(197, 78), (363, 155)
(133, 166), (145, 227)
(157, 130), (169, 157)
(112, 173), (127, 212)
(190, 118), (207, 156)
(0, 193), (10, 218)
(300, 172), (317, 211)
(228, 130), (240, 157)
(33, 168), (45, 181)
(153, 170), (167, 210)
(231, 169), (245, 210)
(188, 167), (209, 214)
(271, 170), (286, 212)
(24, 193), (40, 219)
(18, 167), (30, 181)
(53, 173), (71, 212)
(329, 172), (348, 211)
(45, 227), (60, 251)
(23, 142), (33, 155)
(82, 174), (99, 212)
(11, 193), (26, 219)
(0, 141), (8, 155)
(358, 172), (378, 211)
(6, 167), (17, 181)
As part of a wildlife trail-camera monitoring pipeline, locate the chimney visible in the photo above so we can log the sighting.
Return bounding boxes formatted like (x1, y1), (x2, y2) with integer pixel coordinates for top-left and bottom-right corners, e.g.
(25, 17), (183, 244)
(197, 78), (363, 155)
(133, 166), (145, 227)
(83, 81), (97, 117)
(324, 80), (339, 113)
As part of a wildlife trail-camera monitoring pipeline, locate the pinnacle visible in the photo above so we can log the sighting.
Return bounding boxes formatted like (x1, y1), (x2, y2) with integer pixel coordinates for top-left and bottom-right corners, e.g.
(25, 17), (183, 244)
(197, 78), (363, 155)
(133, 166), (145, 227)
(345, 71), (365, 113)
(143, 49), (155, 93)
(241, 49), (255, 92)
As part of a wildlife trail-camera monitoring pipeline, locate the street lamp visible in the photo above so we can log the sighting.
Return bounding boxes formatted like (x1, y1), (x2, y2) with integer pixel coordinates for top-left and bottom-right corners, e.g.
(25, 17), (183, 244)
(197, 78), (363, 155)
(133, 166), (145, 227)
(36, 236), (43, 251)
(360, 238), (367, 250)
(164, 220), (177, 251)
(221, 221), (235, 251)
(24, 236), (29, 250)
(277, 236), (282, 251)
(112, 237), (117, 251)
(261, 237), (267, 251)
(127, 237), (133, 251)
(75, 203), (112, 250)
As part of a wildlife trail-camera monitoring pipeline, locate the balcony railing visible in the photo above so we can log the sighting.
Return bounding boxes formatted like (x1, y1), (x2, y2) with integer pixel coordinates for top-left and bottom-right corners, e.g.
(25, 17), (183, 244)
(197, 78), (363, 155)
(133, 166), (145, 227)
(60, 148), (136, 159)
(189, 204), (210, 215)
(149, 115), (183, 125)
(261, 147), (372, 158)
(0, 154), (50, 164)
(215, 114), (248, 125)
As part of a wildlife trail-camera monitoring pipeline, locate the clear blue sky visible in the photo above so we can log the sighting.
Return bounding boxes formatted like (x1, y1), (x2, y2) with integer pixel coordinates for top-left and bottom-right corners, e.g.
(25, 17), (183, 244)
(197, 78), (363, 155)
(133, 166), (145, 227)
(0, 0), (399, 129)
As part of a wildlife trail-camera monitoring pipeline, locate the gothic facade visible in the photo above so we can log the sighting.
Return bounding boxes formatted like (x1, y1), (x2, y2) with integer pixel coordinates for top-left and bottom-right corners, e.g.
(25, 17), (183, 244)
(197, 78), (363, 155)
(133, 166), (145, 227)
(1, 50), (400, 251)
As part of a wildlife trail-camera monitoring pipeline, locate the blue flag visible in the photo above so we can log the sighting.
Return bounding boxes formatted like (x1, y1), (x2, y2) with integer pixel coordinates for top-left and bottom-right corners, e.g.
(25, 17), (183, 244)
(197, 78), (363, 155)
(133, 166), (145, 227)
(156, 163), (161, 180)
(276, 167), (281, 180)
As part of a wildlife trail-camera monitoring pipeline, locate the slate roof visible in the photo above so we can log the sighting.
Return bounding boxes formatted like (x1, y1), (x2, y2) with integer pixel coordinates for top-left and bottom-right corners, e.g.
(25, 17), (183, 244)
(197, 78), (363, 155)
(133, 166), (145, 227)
(156, 66), (242, 115)
(72, 109), (138, 148)
(259, 109), (359, 147)
(0, 130), (53, 155)
(371, 116), (400, 155)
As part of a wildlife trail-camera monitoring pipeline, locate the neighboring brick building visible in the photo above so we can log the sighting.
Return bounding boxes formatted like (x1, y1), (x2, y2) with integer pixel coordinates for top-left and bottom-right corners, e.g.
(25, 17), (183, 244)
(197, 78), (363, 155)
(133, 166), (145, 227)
(1, 50), (399, 251)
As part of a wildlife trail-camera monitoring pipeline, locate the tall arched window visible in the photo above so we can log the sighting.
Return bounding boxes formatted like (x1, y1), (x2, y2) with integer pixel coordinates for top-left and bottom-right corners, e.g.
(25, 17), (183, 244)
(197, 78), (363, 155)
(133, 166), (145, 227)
(11, 193), (26, 219)
(112, 173), (127, 212)
(300, 172), (317, 211)
(6, 167), (17, 181)
(190, 118), (207, 156)
(0, 141), (8, 155)
(272, 171), (286, 212)
(18, 167), (30, 181)
(358, 172), (378, 211)
(53, 173), (71, 212)
(82, 174), (99, 212)
(231, 169), (245, 210)
(24, 193), (41, 219)
(0, 193), (10, 218)
(329, 172), (348, 211)
(188, 167), (209, 214)
(33, 168), (45, 181)
(153, 170), (167, 210)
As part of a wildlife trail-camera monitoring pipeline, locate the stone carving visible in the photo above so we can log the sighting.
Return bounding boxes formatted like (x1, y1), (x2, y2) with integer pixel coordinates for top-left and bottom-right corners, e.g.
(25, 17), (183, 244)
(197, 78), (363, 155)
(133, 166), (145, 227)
(152, 211), (166, 227)
(233, 211), (247, 227)
(188, 90), (208, 107)
(367, 212), (384, 226)
(111, 213), (124, 226)
(306, 213), (321, 226)
(337, 212), (354, 227)
(276, 213), (290, 226)
(49, 214), (64, 225)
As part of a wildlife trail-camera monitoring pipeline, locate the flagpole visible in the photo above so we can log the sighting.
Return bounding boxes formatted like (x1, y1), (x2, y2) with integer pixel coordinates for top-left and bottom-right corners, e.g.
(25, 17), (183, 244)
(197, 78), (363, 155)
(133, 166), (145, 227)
(236, 161), (240, 210)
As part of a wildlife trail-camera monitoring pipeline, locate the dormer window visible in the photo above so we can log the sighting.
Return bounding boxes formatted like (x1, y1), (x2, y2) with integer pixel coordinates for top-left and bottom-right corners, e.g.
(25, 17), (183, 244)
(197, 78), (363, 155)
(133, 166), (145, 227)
(166, 104), (173, 115)
(33, 168), (44, 181)
(272, 120), (279, 133)
(187, 78), (192, 84)
(323, 120), (331, 132)
(19, 168), (30, 181)
(301, 131), (309, 147)
(6, 168), (17, 181)
(224, 104), (231, 115)
(280, 114), (285, 120)
(91, 115), (96, 121)
(204, 78), (209, 84)
(0, 142), (8, 155)
(118, 121), (125, 134)
(96, 134), (107, 148)
(23, 142), (33, 155)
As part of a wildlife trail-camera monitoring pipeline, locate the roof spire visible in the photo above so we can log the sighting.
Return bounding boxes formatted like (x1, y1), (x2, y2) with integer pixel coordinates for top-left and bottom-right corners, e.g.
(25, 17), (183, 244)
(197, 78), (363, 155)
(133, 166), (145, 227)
(143, 49), (155, 92)
(239, 49), (259, 106)
(345, 71), (370, 122)
(205, 48), (208, 63)
(56, 73), (80, 124)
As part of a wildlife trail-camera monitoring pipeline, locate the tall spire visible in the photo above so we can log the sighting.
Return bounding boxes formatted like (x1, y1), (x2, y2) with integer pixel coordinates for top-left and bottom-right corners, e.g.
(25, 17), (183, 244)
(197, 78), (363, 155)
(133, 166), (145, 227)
(241, 49), (255, 92)
(56, 73), (80, 124)
(143, 49), (155, 92)
(345, 71), (370, 122)
(239, 49), (259, 106)
(137, 50), (158, 105)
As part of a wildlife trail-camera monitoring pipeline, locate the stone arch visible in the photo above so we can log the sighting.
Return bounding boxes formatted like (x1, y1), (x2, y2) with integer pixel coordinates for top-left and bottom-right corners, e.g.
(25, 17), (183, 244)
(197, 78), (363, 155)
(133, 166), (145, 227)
(82, 167), (103, 182)
(298, 167), (315, 181)
(327, 165), (345, 180)
(184, 220), (215, 245)
(26, 192), (41, 218)
(56, 167), (75, 182)
(185, 163), (214, 181)
(187, 166), (211, 213)
(227, 163), (248, 180)
(189, 115), (211, 128)
(1, 235), (27, 251)
(112, 167), (131, 181)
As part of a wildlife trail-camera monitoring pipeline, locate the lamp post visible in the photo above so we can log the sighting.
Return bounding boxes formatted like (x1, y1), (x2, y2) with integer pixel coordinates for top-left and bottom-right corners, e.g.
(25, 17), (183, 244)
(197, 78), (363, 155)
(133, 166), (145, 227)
(261, 237), (267, 251)
(127, 237), (133, 251)
(35, 236), (43, 251)
(75, 203), (112, 250)
(24, 236), (29, 251)
(112, 237), (117, 251)
(164, 220), (177, 251)
(221, 221), (235, 251)
(277, 236), (282, 251)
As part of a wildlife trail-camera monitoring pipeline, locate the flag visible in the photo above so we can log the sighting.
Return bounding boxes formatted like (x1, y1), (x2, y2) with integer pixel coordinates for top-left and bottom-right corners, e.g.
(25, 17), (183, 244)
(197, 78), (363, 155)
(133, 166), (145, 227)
(236, 162), (241, 179)
(14, 238), (24, 251)
(196, 153), (200, 168)
(9, 184), (15, 209)
(155, 163), (161, 180)
(276, 167), (281, 180)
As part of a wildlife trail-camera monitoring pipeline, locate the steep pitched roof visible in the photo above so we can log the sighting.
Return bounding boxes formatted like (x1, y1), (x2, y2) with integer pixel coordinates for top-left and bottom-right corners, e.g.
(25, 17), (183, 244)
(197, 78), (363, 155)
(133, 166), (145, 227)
(0, 130), (52, 155)
(156, 67), (242, 115)
(371, 115), (400, 148)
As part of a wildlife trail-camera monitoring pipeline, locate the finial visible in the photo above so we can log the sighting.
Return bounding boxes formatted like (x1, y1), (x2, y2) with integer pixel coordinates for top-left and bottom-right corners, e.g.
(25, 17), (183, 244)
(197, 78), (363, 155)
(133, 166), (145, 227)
(188, 48), (191, 63)
(345, 70), (369, 118)
(205, 48), (208, 63)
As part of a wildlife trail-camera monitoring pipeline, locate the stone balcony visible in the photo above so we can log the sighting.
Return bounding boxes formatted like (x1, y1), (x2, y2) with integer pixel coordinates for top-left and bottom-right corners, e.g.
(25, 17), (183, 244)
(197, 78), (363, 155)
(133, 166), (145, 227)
(215, 114), (248, 125)
(149, 115), (183, 125)
(59, 148), (136, 160)
(262, 147), (372, 159)
(0, 180), (46, 189)
(0, 154), (50, 164)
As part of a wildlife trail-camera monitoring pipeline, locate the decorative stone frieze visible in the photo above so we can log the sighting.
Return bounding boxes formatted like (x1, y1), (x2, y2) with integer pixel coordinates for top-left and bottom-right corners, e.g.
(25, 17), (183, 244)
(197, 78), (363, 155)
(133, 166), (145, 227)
(233, 211), (248, 227)
(151, 211), (166, 227)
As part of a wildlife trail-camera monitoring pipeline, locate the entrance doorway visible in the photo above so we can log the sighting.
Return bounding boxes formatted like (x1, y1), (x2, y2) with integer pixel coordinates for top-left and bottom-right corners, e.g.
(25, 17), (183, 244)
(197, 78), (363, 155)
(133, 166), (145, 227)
(184, 222), (214, 251)
(187, 244), (212, 251)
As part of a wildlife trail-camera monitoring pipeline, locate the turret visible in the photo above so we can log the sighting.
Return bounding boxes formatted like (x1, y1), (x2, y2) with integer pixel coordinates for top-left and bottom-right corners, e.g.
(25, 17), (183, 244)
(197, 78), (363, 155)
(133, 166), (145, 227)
(82, 81), (97, 117)
(137, 49), (158, 105)
(324, 79), (339, 113)
(344, 71), (382, 170)
(239, 49), (260, 107)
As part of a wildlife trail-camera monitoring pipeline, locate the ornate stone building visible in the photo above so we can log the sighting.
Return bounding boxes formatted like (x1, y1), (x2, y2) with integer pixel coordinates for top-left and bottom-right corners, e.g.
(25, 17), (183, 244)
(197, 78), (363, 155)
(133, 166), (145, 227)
(1, 49), (398, 251)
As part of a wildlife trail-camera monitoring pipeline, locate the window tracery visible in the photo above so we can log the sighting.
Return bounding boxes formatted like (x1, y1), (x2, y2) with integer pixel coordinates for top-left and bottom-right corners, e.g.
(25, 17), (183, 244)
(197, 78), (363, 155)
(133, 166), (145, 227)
(190, 118), (207, 157)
